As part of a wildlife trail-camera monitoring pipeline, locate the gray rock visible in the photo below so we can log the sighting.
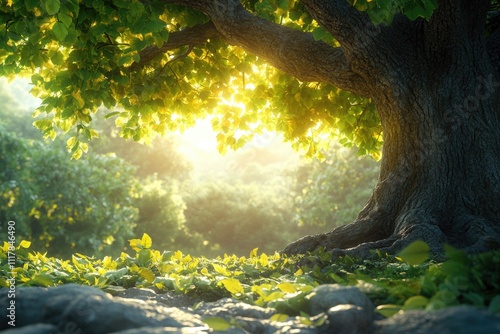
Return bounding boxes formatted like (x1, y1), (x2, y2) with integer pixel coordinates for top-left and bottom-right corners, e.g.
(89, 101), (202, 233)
(1, 284), (206, 334)
(0, 284), (109, 328)
(193, 298), (275, 319)
(269, 318), (320, 334)
(321, 304), (373, 334)
(375, 305), (500, 334)
(306, 284), (375, 334)
(306, 284), (374, 316)
(109, 326), (209, 333)
(3, 284), (500, 334)
(229, 317), (317, 334)
(114, 288), (200, 308)
(0, 324), (58, 334)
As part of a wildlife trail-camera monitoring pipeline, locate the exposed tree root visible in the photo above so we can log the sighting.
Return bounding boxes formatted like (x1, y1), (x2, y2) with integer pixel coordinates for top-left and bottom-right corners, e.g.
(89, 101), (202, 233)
(281, 214), (500, 261)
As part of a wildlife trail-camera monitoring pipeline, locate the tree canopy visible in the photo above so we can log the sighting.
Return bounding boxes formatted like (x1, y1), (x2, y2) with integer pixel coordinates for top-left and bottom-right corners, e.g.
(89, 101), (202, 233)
(0, 0), (443, 159)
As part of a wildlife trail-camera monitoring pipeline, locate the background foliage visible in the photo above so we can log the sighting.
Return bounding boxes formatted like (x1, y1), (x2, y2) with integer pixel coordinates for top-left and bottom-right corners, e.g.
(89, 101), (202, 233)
(0, 128), (138, 258)
(293, 144), (379, 234)
(0, 79), (378, 258)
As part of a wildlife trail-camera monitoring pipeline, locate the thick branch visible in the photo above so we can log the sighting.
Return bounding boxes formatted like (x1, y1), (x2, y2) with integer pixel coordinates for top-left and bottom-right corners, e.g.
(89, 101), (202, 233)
(302, 0), (377, 52)
(301, 0), (420, 94)
(163, 0), (370, 96)
(128, 22), (220, 71)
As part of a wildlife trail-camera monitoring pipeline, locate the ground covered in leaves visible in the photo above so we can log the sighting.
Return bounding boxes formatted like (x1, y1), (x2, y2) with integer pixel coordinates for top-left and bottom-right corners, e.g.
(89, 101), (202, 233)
(1, 234), (500, 332)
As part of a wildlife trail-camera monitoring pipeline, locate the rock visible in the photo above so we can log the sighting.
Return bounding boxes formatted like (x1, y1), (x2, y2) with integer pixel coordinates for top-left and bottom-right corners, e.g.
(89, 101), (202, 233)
(306, 284), (374, 316)
(374, 305), (500, 334)
(321, 304), (373, 334)
(193, 298), (275, 319)
(0, 324), (59, 334)
(2, 284), (500, 334)
(0, 284), (109, 328)
(109, 326), (209, 333)
(114, 287), (201, 308)
(306, 284), (375, 334)
(0, 284), (207, 334)
(192, 298), (317, 333)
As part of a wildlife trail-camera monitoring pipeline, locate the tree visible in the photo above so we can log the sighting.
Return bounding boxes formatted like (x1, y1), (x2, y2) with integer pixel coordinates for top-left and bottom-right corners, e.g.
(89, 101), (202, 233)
(2, 0), (499, 257)
(0, 128), (138, 258)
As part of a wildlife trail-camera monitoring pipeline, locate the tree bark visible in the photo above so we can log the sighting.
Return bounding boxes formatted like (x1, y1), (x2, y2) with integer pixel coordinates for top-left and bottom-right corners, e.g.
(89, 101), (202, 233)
(283, 0), (500, 257)
(164, 0), (500, 257)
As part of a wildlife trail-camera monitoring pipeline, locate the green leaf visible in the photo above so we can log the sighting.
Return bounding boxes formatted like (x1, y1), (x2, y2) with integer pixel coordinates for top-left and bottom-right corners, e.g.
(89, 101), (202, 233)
(31, 73), (44, 85)
(25, 0), (38, 11)
(103, 286), (127, 295)
(71, 148), (83, 160)
(137, 249), (152, 265)
(19, 240), (31, 249)
(61, 109), (75, 119)
(141, 233), (153, 249)
(138, 268), (155, 283)
(398, 240), (430, 265)
(104, 268), (128, 280)
(250, 247), (259, 258)
(376, 304), (402, 317)
(30, 273), (54, 287)
(403, 295), (429, 310)
(43, 0), (61, 15)
(488, 295), (500, 313)
(277, 0), (290, 11)
(277, 282), (297, 293)
(269, 314), (289, 322)
(312, 27), (327, 41)
(219, 278), (244, 294)
(58, 12), (73, 27)
(51, 51), (64, 65)
(404, 5), (426, 20)
(203, 317), (231, 331)
(52, 22), (68, 42)
(104, 111), (121, 119)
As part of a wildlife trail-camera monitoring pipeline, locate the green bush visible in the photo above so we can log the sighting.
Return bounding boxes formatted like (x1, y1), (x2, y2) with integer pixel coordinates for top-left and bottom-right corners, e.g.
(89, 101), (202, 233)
(183, 180), (295, 257)
(0, 129), (138, 258)
(133, 176), (187, 252)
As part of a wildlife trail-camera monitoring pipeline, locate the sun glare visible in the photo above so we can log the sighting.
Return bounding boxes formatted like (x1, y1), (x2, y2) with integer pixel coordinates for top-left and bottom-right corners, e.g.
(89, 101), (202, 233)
(174, 117), (299, 180)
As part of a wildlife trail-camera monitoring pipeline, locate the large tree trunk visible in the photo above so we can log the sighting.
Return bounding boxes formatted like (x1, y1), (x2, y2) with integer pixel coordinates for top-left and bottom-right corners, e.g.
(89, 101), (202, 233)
(283, 67), (500, 257)
(282, 1), (500, 257)
(165, 0), (500, 257)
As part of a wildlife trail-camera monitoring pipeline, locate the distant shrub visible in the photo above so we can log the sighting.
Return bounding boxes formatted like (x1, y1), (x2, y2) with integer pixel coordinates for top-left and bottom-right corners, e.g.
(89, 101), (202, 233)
(293, 146), (379, 233)
(0, 129), (138, 258)
(183, 180), (295, 257)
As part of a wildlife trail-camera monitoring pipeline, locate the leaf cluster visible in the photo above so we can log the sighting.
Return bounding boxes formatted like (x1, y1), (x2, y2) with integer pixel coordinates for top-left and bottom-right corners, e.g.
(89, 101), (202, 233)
(349, 0), (438, 24)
